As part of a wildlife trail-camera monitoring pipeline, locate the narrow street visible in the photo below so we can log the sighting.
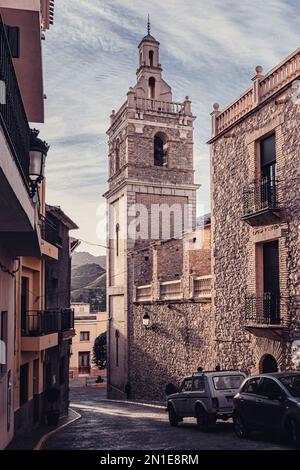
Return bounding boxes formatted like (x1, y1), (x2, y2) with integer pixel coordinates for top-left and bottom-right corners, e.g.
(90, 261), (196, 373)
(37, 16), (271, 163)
(43, 387), (291, 451)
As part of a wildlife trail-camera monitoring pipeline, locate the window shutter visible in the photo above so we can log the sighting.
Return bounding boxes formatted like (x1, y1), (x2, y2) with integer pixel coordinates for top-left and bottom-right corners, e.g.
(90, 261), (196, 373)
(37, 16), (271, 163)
(260, 134), (276, 167)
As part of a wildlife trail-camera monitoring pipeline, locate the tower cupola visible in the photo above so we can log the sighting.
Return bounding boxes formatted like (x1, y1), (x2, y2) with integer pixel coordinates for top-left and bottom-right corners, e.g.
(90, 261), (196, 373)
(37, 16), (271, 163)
(138, 16), (161, 72)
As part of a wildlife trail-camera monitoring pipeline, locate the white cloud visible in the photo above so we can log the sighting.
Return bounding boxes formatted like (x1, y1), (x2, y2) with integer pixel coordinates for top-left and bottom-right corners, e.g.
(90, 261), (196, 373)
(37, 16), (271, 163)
(42, 0), (300, 254)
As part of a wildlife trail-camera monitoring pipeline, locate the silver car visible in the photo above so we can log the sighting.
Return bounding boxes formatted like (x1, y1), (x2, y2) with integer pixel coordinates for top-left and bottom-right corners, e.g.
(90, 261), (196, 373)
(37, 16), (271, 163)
(167, 370), (247, 431)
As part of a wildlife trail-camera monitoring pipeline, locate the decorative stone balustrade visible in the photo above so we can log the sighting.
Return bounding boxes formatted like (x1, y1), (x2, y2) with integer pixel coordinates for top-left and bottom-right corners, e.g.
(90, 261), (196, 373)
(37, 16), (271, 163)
(211, 48), (300, 137)
(160, 279), (182, 300)
(135, 276), (212, 303)
(193, 275), (212, 299)
(136, 284), (152, 302)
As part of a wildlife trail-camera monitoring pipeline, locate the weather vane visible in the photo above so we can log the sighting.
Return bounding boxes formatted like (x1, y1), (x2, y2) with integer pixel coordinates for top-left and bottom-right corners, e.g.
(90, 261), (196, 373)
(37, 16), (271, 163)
(147, 14), (151, 35)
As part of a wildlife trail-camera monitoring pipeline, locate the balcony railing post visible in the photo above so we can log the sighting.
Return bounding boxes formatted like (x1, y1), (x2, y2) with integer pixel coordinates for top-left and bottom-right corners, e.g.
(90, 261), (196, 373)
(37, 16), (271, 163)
(252, 65), (264, 107)
(210, 103), (220, 138)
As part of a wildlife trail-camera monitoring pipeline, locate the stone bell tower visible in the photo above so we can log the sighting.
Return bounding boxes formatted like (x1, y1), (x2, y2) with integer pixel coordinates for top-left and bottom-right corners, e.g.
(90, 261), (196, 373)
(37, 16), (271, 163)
(104, 22), (198, 398)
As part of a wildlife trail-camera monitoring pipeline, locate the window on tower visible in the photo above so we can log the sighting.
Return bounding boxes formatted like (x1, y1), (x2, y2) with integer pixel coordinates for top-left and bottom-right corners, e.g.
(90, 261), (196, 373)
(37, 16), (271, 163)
(149, 77), (155, 99)
(115, 330), (120, 367)
(115, 140), (120, 172)
(149, 50), (154, 67)
(154, 133), (167, 166)
(116, 223), (120, 256)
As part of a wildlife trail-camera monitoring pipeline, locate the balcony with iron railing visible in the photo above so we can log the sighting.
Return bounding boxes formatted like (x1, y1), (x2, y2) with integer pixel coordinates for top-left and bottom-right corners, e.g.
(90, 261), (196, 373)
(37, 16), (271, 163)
(21, 308), (74, 351)
(40, 215), (62, 247)
(244, 293), (289, 339)
(0, 16), (30, 187)
(22, 308), (74, 337)
(40, 215), (61, 260)
(242, 177), (282, 226)
(22, 310), (58, 337)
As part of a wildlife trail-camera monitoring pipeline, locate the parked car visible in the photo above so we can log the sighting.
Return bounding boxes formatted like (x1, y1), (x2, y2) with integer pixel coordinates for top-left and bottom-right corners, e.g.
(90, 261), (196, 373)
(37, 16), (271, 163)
(233, 372), (300, 447)
(166, 370), (246, 431)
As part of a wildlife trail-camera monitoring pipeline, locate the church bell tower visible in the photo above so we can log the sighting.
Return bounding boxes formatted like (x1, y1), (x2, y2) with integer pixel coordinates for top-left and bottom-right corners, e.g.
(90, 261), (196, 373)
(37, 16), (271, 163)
(104, 22), (198, 398)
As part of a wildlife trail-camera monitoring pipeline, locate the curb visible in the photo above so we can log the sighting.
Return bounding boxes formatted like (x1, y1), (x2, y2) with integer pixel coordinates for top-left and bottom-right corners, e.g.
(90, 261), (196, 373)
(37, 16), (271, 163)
(105, 398), (166, 410)
(34, 408), (82, 450)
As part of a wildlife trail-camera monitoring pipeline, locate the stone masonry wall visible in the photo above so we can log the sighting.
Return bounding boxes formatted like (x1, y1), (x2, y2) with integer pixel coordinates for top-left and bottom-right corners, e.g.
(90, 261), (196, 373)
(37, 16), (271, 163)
(128, 225), (213, 401)
(156, 239), (183, 281)
(129, 301), (214, 401)
(211, 84), (300, 373)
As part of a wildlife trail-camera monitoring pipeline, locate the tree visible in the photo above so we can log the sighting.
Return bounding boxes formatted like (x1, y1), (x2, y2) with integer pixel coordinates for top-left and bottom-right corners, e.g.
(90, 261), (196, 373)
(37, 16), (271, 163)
(92, 332), (107, 370)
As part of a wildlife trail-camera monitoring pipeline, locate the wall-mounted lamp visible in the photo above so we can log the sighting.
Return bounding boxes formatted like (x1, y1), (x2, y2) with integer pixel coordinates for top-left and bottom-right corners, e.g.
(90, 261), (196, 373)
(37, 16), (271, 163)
(29, 128), (49, 198)
(142, 312), (150, 329)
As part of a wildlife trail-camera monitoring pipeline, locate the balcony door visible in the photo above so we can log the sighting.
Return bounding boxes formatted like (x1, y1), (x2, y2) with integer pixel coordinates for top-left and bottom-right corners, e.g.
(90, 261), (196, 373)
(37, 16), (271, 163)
(263, 240), (280, 323)
(260, 134), (276, 208)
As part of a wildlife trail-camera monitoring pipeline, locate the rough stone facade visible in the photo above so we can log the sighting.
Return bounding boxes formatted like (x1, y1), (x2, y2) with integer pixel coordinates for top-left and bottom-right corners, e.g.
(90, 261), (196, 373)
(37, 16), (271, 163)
(128, 225), (213, 401)
(129, 301), (213, 400)
(209, 51), (300, 374)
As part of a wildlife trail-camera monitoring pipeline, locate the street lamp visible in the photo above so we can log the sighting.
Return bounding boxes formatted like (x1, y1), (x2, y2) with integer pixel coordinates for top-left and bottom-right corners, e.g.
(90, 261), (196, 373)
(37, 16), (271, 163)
(142, 312), (150, 329)
(29, 129), (49, 197)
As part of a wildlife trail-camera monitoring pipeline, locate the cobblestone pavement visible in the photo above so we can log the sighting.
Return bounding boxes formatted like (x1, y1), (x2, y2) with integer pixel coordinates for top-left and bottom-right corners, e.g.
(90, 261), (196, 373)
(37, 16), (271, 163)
(43, 387), (291, 450)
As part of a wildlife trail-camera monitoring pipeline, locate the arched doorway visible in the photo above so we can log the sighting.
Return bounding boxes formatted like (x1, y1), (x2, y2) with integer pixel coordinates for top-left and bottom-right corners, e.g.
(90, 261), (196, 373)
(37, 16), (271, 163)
(261, 354), (278, 373)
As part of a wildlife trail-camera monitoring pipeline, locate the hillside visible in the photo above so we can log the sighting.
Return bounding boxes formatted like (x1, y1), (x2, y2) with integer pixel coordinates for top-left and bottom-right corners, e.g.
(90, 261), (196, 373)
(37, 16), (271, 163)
(71, 261), (106, 312)
(72, 251), (106, 269)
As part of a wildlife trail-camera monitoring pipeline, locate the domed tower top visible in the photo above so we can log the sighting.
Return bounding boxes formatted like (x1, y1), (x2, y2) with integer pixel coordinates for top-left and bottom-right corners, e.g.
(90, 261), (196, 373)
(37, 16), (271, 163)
(135, 16), (172, 101)
(137, 16), (161, 71)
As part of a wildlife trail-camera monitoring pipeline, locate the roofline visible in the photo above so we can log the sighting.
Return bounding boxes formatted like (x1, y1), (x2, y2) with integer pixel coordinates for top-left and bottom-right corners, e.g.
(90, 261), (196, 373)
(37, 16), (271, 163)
(46, 204), (79, 230)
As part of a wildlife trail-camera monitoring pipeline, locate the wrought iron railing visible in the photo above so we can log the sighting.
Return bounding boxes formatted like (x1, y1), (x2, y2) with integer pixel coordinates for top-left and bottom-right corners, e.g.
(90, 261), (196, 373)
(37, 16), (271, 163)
(22, 310), (59, 336)
(40, 215), (62, 247)
(22, 308), (74, 336)
(243, 177), (278, 216)
(245, 293), (287, 326)
(0, 16), (30, 187)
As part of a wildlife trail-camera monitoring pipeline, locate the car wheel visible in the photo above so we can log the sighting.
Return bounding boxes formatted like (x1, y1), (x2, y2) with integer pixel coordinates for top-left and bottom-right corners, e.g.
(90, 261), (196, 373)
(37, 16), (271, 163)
(234, 414), (249, 439)
(168, 404), (179, 427)
(196, 405), (209, 432)
(286, 417), (300, 448)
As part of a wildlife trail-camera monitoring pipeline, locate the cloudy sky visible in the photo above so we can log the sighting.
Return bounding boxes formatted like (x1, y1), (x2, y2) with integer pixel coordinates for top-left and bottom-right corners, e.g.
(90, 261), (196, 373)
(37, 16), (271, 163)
(42, 0), (300, 255)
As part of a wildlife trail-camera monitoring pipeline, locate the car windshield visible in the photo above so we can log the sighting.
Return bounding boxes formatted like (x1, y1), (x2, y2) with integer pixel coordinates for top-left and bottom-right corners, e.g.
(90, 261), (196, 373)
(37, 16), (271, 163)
(279, 375), (300, 397)
(213, 375), (244, 390)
